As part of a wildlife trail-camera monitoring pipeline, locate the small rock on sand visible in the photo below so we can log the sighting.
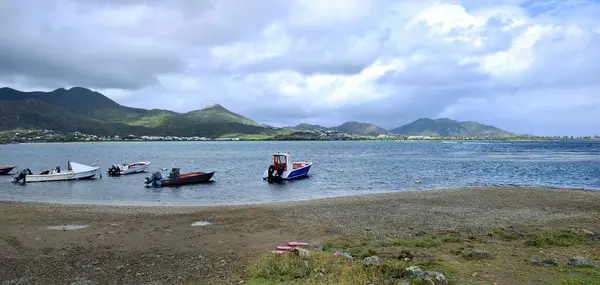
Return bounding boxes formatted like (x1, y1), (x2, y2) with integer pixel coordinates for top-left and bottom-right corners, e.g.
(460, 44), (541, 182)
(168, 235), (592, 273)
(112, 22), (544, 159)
(581, 228), (595, 235)
(529, 257), (557, 267)
(293, 248), (310, 257)
(47, 225), (90, 231)
(464, 249), (489, 260)
(191, 221), (211, 227)
(568, 256), (596, 267)
(405, 266), (448, 285)
(362, 256), (384, 266)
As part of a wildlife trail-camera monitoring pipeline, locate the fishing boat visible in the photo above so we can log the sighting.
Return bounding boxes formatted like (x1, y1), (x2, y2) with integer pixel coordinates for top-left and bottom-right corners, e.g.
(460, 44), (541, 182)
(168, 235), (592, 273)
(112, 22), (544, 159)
(0, 165), (16, 175)
(144, 167), (215, 187)
(21, 161), (101, 182)
(262, 153), (312, 183)
(107, 161), (151, 176)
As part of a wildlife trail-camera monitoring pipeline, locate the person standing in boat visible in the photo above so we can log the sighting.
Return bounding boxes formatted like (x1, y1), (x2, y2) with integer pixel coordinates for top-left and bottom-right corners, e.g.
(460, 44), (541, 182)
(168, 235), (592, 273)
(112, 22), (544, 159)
(50, 165), (60, 174)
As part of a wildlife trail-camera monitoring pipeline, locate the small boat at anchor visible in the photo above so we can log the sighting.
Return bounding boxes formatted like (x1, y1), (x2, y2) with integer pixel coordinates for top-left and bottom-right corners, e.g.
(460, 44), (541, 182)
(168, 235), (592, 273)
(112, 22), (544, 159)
(262, 153), (312, 183)
(144, 168), (215, 187)
(15, 161), (101, 183)
(0, 165), (16, 175)
(107, 161), (151, 176)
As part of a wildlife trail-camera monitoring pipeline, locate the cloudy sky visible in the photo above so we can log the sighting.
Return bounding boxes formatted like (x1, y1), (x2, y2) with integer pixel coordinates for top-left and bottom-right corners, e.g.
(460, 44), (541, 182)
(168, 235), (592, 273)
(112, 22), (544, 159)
(1, 0), (599, 136)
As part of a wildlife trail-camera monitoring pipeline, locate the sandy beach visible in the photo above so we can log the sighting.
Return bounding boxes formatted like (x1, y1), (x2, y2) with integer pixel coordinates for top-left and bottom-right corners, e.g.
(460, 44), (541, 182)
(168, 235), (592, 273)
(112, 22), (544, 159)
(1, 186), (600, 285)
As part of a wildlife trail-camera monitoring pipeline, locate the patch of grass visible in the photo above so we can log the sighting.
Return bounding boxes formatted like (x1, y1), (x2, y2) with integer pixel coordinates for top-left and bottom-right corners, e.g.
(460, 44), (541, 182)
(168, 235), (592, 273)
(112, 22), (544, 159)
(441, 235), (461, 243)
(557, 268), (600, 285)
(249, 251), (412, 285)
(414, 236), (442, 248)
(487, 227), (525, 241)
(462, 249), (491, 260)
(245, 227), (600, 285)
(322, 237), (359, 252)
(557, 277), (600, 285)
(525, 230), (587, 247)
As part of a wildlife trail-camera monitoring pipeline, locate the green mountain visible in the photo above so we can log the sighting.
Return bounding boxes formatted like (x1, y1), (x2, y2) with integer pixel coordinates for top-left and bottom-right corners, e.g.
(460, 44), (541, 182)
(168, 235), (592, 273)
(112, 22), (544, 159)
(183, 104), (261, 126)
(289, 123), (328, 131)
(0, 87), (521, 139)
(0, 99), (152, 136)
(0, 87), (266, 137)
(389, 118), (516, 138)
(333, 121), (387, 136)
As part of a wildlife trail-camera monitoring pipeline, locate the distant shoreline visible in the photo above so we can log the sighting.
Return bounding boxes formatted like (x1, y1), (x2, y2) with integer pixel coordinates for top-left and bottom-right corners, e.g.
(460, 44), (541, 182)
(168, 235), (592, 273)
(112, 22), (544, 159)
(3, 137), (600, 144)
(1, 185), (598, 210)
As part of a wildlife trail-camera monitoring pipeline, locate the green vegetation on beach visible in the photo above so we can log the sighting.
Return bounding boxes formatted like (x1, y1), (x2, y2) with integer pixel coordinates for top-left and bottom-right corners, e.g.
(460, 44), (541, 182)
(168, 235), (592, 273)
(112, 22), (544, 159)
(248, 227), (600, 285)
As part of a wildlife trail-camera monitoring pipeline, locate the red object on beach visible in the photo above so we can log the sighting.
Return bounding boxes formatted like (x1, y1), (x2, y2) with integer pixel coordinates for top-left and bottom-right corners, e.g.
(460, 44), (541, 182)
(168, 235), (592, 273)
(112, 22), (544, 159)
(277, 246), (292, 250)
(287, 241), (308, 247)
(271, 250), (286, 255)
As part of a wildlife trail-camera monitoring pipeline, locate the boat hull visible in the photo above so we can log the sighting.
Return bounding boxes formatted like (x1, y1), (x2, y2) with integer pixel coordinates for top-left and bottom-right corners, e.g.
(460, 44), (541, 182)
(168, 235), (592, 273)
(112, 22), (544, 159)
(286, 164), (312, 179)
(146, 172), (215, 187)
(24, 161), (100, 182)
(0, 165), (16, 175)
(25, 169), (99, 182)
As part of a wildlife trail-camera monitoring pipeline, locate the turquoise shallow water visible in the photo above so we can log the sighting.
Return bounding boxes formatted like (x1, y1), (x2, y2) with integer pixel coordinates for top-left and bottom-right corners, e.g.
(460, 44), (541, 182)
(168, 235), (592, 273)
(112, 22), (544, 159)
(0, 140), (599, 206)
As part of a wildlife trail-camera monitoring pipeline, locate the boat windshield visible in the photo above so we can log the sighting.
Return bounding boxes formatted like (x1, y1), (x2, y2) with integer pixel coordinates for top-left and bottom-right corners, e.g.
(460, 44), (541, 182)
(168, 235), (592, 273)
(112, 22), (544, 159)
(275, 155), (287, 167)
(275, 155), (287, 165)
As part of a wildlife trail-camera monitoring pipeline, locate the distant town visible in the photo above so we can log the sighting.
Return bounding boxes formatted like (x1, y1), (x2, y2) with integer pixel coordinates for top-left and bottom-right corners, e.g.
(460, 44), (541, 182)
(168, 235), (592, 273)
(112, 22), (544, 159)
(1, 129), (599, 144)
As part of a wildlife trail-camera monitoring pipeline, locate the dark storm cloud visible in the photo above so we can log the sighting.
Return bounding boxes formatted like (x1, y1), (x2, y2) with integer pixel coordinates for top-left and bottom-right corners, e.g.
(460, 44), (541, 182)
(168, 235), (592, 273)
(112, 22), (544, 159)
(0, 0), (286, 90)
(0, 41), (183, 90)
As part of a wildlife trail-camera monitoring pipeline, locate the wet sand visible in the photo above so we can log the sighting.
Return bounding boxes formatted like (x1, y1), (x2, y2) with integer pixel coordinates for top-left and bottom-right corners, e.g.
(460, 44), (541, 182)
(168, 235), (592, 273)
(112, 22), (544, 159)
(1, 186), (600, 284)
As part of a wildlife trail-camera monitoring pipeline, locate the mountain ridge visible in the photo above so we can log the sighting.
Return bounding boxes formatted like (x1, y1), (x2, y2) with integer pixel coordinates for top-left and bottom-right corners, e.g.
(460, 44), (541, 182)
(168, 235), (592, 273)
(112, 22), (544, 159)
(0, 87), (265, 137)
(0, 86), (520, 138)
(332, 121), (387, 136)
(389, 118), (517, 138)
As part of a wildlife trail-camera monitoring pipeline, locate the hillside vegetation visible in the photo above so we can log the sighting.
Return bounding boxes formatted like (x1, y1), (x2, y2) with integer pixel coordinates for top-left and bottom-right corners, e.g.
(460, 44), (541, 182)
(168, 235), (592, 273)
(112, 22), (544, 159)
(0, 87), (519, 138)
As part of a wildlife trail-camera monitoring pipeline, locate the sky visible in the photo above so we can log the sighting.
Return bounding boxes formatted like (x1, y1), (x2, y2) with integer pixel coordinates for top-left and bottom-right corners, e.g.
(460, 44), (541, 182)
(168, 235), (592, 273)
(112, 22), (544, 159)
(1, 0), (599, 136)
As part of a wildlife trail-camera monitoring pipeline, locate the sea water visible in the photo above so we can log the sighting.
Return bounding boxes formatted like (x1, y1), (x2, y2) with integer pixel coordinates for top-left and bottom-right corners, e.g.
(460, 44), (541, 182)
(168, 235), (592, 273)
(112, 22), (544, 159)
(0, 140), (599, 206)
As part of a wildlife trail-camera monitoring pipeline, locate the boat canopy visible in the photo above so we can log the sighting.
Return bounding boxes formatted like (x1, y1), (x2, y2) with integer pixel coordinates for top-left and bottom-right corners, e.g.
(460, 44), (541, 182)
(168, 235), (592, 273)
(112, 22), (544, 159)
(273, 153), (291, 171)
(68, 161), (98, 173)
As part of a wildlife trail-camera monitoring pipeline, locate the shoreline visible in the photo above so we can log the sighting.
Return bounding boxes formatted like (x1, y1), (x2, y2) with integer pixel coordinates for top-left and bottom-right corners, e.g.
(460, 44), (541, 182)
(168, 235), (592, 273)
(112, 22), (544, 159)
(2, 186), (600, 284)
(2, 184), (599, 210)
(3, 137), (600, 145)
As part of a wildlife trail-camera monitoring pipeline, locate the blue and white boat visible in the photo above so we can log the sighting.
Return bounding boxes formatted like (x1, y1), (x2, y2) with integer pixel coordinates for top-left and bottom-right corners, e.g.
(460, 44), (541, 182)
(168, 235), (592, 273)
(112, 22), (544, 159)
(263, 153), (312, 183)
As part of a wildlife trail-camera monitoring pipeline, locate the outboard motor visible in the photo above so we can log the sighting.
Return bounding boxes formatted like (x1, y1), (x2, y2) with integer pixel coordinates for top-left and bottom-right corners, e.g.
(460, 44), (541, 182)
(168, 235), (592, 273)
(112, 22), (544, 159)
(267, 165), (275, 183)
(267, 164), (285, 183)
(107, 165), (120, 176)
(144, 171), (163, 186)
(12, 168), (32, 185)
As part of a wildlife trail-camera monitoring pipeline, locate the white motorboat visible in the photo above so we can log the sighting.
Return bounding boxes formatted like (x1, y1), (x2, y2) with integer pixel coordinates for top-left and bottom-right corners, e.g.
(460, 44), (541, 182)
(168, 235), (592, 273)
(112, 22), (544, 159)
(107, 161), (151, 176)
(23, 161), (100, 182)
(262, 153), (312, 183)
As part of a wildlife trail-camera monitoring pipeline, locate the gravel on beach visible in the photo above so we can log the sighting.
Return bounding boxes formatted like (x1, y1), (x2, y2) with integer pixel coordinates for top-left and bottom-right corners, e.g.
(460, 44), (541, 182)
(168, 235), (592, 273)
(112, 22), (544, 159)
(1, 186), (600, 284)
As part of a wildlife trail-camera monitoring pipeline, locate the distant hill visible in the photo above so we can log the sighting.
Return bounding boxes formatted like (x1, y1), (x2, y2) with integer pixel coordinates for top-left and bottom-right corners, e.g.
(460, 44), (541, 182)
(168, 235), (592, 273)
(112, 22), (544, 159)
(289, 123), (328, 131)
(184, 104), (261, 126)
(0, 87), (121, 113)
(333, 121), (387, 136)
(389, 118), (516, 138)
(0, 87), (266, 137)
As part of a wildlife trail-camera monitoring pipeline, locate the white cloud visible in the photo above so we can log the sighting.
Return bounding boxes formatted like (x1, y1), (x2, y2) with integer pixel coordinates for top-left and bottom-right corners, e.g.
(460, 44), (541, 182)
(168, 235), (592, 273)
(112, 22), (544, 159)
(1, 0), (599, 135)
(265, 58), (405, 108)
(481, 25), (553, 76)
